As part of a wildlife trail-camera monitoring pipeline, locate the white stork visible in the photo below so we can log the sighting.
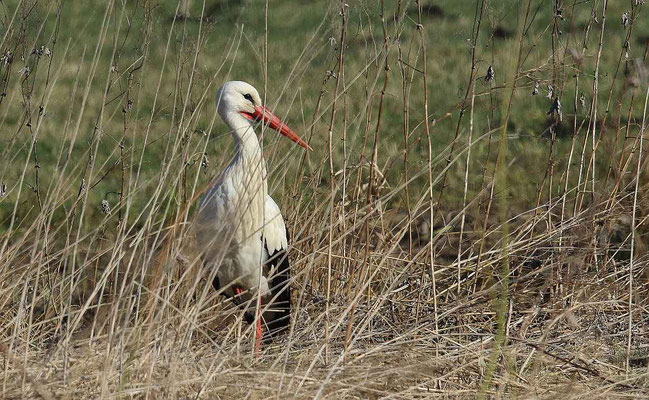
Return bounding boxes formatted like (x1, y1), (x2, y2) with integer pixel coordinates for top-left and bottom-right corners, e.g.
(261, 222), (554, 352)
(196, 81), (311, 355)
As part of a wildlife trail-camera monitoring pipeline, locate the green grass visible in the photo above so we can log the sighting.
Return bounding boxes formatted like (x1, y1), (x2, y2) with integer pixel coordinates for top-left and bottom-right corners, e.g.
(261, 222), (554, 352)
(1, 0), (646, 232)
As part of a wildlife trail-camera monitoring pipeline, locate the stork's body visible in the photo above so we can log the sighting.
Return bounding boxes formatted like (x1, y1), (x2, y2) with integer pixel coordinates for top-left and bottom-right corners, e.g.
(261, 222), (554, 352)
(196, 81), (310, 352)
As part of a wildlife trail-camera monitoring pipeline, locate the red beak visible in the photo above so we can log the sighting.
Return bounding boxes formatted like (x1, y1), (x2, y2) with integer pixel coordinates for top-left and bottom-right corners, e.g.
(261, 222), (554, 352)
(241, 105), (312, 151)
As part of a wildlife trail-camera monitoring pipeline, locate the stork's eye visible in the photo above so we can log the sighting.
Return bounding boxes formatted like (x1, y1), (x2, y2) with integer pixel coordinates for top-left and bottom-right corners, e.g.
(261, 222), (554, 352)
(243, 93), (254, 103)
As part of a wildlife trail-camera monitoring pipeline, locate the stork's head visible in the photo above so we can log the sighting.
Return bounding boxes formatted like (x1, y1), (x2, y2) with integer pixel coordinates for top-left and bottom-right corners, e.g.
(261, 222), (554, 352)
(216, 81), (312, 151)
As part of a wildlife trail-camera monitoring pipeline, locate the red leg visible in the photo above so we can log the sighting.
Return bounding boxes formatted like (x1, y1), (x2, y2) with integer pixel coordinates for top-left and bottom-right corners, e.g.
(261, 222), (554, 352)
(255, 296), (262, 358)
(235, 286), (261, 357)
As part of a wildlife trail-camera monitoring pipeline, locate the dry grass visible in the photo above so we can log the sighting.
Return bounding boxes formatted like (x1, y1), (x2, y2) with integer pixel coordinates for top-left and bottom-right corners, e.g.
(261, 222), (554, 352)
(1, 0), (649, 398)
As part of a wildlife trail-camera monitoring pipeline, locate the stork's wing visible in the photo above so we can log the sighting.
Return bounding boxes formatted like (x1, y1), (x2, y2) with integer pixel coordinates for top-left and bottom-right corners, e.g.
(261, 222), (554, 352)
(261, 196), (291, 336)
(262, 196), (288, 254)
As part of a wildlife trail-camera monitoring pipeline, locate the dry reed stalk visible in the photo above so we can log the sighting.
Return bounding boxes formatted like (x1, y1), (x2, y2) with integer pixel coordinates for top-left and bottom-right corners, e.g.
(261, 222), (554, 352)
(325, 1), (347, 363)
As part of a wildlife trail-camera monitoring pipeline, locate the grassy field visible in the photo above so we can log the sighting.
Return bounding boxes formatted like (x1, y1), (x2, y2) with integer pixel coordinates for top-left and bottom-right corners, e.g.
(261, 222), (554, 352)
(1, 0), (649, 398)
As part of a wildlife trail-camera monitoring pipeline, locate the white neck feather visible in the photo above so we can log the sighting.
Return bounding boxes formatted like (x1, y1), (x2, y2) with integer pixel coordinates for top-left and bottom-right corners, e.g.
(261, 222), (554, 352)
(223, 112), (266, 174)
(221, 111), (267, 230)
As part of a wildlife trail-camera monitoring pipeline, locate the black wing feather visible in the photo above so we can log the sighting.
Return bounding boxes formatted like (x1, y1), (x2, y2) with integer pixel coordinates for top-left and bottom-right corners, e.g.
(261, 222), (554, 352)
(262, 227), (291, 338)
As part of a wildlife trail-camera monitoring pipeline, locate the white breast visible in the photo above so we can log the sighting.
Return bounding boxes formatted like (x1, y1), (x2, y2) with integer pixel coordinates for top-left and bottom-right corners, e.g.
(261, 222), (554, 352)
(197, 169), (288, 298)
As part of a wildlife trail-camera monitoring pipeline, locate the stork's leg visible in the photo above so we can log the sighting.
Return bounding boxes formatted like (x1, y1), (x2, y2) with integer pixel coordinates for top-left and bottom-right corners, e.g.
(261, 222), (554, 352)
(234, 286), (261, 357)
(255, 296), (262, 358)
